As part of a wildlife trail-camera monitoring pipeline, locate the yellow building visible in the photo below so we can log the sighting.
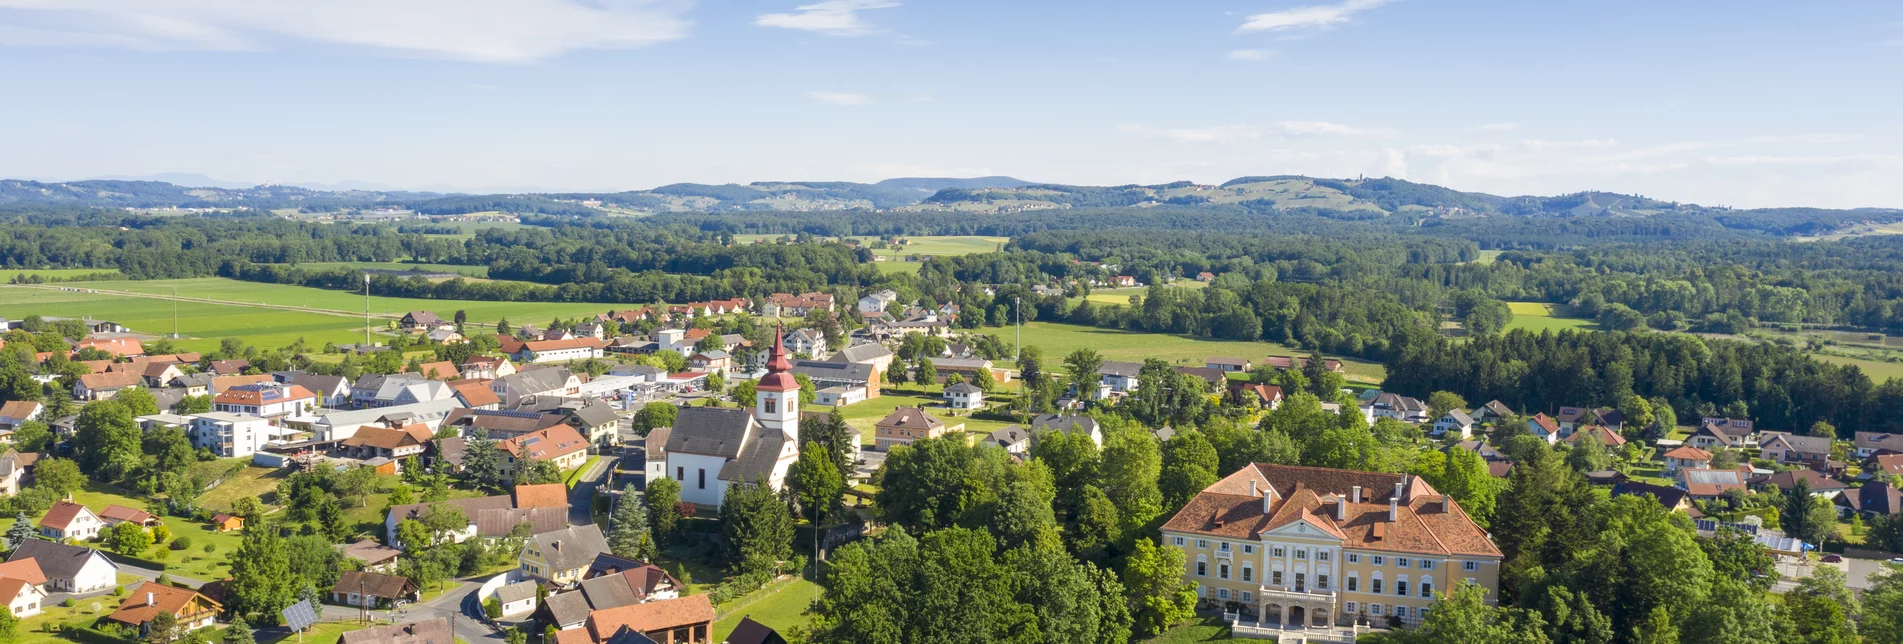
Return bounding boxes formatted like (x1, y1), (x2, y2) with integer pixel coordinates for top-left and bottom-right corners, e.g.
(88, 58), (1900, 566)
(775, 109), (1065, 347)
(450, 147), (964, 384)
(1159, 464), (1502, 631)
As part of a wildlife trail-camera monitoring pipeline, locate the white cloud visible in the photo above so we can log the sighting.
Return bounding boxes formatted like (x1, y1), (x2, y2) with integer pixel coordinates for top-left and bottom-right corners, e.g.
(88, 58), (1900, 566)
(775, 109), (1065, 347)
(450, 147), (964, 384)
(1522, 138), (1619, 151)
(1226, 49), (1274, 61)
(1275, 120), (1398, 137)
(1471, 122), (1520, 132)
(1238, 0), (1394, 32)
(755, 0), (898, 37)
(806, 91), (873, 106)
(1701, 154), (1899, 167)
(1115, 120), (1396, 143)
(0, 0), (692, 63)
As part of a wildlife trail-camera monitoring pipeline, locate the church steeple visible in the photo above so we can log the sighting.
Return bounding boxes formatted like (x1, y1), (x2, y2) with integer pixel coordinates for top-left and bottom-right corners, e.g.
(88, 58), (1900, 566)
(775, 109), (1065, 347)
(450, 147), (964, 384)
(756, 324), (799, 432)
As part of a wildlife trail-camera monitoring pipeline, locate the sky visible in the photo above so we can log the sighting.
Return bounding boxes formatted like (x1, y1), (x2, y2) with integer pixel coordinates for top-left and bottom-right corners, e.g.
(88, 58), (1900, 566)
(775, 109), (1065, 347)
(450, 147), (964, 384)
(1, 0), (1901, 208)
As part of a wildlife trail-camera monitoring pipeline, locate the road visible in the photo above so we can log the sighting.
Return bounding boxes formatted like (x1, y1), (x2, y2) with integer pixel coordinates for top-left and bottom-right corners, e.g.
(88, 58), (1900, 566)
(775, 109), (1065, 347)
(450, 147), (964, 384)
(570, 453), (620, 526)
(282, 578), (501, 643)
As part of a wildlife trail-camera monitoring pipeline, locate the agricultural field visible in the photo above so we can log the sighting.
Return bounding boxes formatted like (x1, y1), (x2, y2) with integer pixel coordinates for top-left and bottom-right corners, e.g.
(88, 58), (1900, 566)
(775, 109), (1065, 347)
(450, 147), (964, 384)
(712, 575), (819, 641)
(1081, 281), (1206, 306)
(1815, 354), (1903, 382)
(977, 321), (1385, 383)
(737, 235), (1009, 274)
(1504, 301), (1596, 333)
(0, 267), (123, 281)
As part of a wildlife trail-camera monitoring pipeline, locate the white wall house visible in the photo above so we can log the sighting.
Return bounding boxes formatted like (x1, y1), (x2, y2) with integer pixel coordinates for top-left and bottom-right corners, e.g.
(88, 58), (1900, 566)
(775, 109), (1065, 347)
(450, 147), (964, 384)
(190, 412), (280, 458)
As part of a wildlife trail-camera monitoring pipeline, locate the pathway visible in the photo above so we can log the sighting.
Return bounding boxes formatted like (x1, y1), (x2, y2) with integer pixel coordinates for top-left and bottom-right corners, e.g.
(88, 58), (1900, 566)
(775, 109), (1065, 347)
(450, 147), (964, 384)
(569, 454), (619, 526)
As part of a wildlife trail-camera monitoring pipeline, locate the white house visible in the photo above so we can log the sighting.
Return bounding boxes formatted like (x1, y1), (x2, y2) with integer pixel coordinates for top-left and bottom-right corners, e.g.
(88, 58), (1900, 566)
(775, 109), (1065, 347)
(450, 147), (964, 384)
(9, 540), (120, 593)
(0, 574), (46, 618)
(944, 382), (984, 410)
(190, 412), (283, 458)
(815, 386), (868, 407)
(1431, 410), (1476, 439)
(858, 289), (898, 314)
(496, 580), (539, 618)
(1098, 361), (1143, 396)
(38, 501), (104, 542)
(664, 329), (803, 509)
(212, 383), (317, 419)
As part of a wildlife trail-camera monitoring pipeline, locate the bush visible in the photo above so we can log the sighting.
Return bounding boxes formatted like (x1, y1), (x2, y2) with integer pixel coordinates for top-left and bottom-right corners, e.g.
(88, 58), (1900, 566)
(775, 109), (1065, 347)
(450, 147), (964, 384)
(202, 543), (214, 554)
(62, 598), (75, 608)
(112, 586), (125, 597)
(170, 536), (193, 550)
(484, 597), (502, 619)
(708, 570), (773, 604)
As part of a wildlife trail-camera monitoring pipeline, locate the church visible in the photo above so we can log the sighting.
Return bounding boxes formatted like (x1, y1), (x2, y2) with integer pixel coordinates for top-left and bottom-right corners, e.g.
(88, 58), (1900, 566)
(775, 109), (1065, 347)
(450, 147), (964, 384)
(662, 326), (804, 509)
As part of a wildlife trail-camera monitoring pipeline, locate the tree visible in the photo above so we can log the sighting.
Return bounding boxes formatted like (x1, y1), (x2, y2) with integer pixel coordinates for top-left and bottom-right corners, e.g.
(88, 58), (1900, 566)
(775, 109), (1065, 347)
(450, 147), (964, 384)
(227, 528), (295, 621)
(1430, 447), (1497, 528)
(1362, 582), (1549, 644)
(706, 371), (725, 393)
(608, 484), (656, 561)
(516, 457), (563, 485)
(647, 477), (682, 546)
(1808, 420), (1838, 439)
(463, 427), (502, 491)
(222, 616), (256, 644)
(972, 366), (997, 393)
(1098, 428), (1163, 545)
(1566, 431), (1612, 472)
(720, 479), (794, 575)
(4, 514), (35, 550)
(991, 462), (1058, 552)
(1121, 537), (1196, 638)
(1064, 349), (1103, 398)
(633, 401), (679, 436)
(1159, 430), (1219, 511)
(1016, 345), (1045, 387)
(73, 400), (142, 481)
(29, 457), (82, 496)
(496, 318), (512, 336)
(296, 583), (323, 623)
(113, 386), (159, 417)
(1067, 486), (1119, 564)
(0, 606), (16, 644)
(1002, 536), (1132, 644)
(790, 441), (845, 524)
(7, 421), (51, 454)
(1785, 565), (1859, 643)
(878, 438), (981, 533)
(1427, 391), (1468, 423)
(1782, 478), (1835, 547)
(812, 527), (1030, 644)
(1700, 527), (1776, 592)
(1680, 578), (1783, 644)
(148, 612), (182, 644)
(104, 521), (152, 555)
(1863, 563), (1903, 644)
(915, 357), (937, 388)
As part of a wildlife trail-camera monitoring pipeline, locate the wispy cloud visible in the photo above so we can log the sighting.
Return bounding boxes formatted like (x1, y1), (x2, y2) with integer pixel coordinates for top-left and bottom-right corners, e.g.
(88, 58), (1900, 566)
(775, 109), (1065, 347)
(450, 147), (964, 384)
(755, 0), (898, 37)
(0, 0), (692, 63)
(1470, 122), (1519, 132)
(1115, 120), (1396, 143)
(1226, 49), (1274, 61)
(1238, 0), (1395, 33)
(1522, 138), (1620, 151)
(806, 91), (873, 106)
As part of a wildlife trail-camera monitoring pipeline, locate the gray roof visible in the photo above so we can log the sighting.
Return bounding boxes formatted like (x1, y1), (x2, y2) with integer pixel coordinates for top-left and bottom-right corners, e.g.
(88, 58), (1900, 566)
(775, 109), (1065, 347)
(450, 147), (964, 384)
(1099, 361), (1143, 377)
(932, 357), (993, 370)
(174, 373), (216, 389)
(694, 350), (731, 360)
(284, 372), (349, 394)
(497, 369), (573, 394)
(8, 539), (116, 581)
(341, 618), (452, 644)
(665, 407), (754, 458)
(1151, 426), (1177, 441)
(314, 399), (463, 430)
(496, 580), (539, 604)
(719, 433), (789, 484)
(1441, 409), (1475, 426)
(826, 343), (892, 364)
(1030, 414), (1099, 436)
(1371, 392), (1427, 413)
(1762, 432), (1832, 455)
(577, 574), (639, 610)
(475, 507), (569, 538)
(944, 382), (981, 395)
(387, 494), (516, 526)
(565, 401), (622, 429)
(984, 426), (1029, 448)
(531, 524), (610, 574)
(793, 360), (876, 384)
(150, 388), (188, 413)
(544, 590), (595, 627)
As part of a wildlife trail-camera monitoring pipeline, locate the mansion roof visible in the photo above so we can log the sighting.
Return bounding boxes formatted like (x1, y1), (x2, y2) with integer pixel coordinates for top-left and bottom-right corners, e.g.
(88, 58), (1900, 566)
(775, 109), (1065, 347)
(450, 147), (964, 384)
(1159, 463), (1501, 558)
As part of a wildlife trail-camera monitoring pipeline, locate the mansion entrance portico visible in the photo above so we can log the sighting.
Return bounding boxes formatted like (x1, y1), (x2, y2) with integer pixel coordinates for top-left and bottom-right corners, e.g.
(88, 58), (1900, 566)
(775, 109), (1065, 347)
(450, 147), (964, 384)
(1259, 586), (1335, 628)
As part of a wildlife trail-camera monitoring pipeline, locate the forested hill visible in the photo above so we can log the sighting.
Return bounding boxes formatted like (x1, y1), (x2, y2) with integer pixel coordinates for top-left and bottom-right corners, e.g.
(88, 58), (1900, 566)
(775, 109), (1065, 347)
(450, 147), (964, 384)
(4, 175), (1899, 237)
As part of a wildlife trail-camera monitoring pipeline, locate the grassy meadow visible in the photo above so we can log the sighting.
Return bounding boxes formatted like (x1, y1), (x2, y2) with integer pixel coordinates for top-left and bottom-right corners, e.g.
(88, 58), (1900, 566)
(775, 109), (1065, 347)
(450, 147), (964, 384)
(977, 321), (1385, 383)
(1504, 301), (1597, 334)
(737, 234), (1010, 274)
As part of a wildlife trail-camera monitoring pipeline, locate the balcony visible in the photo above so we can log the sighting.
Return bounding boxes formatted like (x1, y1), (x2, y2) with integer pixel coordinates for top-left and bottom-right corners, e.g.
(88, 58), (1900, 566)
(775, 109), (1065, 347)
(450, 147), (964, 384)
(1258, 585), (1336, 603)
(1215, 549), (1233, 560)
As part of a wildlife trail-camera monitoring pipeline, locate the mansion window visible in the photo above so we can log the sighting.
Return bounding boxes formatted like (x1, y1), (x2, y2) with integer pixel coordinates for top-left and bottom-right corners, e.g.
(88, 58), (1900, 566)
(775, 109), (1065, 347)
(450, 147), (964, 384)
(1197, 539), (1209, 549)
(1318, 574), (1330, 590)
(1218, 588), (1230, 600)
(1220, 564), (1230, 580)
(1397, 558), (1410, 568)
(1271, 571), (1284, 586)
(1372, 556), (1385, 566)
(1294, 549), (1308, 560)
(1196, 559), (1207, 576)
(1396, 580), (1409, 596)
(1294, 573), (1306, 589)
(1345, 602), (1359, 613)
(1242, 591), (1254, 603)
(1370, 605), (1384, 617)
(1421, 580), (1434, 597)
(764, 399), (776, 413)
(1173, 536), (1186, 546)
(1318, 550), (1330, 562)
(1220, 542), (1231, 552)
(1243, 545), (1255, 554)
(1463, 561), (1478, 571)
(1372, 579), (1384, 594)
(1347, 576), (1358, 592)
(1420, 560), (1434, 570)
(1347, 554), (1360, 564)
(1272, 547), (1285, 558)
(1242, 566), (1254, 582)
(1396, 606), (1410, 619)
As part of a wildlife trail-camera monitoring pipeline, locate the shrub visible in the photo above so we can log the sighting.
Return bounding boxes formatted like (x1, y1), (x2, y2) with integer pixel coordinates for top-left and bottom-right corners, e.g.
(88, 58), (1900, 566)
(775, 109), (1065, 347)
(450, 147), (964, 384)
(484, 597), (502, 619)
(171, 536), (193, 550)
(112, 586), (125, 597)
(202, 543), (214, 554)
(61, 598), (74, 608)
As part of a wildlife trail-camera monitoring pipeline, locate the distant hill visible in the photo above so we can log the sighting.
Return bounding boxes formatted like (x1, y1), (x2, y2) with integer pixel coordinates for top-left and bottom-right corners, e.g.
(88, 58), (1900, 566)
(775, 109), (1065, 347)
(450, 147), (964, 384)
(875, 176), (1035, 194)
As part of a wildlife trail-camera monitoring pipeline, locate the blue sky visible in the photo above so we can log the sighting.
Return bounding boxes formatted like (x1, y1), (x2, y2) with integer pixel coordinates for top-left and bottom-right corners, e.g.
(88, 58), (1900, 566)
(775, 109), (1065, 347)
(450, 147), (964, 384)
(2, 0), (1900, 207)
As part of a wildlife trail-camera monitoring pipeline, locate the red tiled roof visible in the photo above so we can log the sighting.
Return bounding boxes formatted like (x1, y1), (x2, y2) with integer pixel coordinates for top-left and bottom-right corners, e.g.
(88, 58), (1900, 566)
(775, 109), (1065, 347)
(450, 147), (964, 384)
(521, 338), (606, 352)
(76, 337), (142, 356)
(513, 483), (569, 509)
(410, 361), (459, 380)
(0, 559), (47, 585)
(342, 424), (434, 450)
(586, 594), (715, 639)
(99, 505), (154, 524)
(450, 380), (500, 407)
(107, 582), (219, 627)
(1874, 453), (1903, 476)
(1565, 425), (1627, 448)
(0, 401), (40, 419)
(39, 501), (93, 531)
(1664, 446), (1712, 460)
(497, 425), (590, 462)
(1529, 413), (1559, 434)
(1160, 464), (1501, 557)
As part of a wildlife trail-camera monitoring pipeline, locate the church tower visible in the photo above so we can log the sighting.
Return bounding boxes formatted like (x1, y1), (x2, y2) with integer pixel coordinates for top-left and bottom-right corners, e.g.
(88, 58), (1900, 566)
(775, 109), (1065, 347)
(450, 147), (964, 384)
(755, 324), (800, 437)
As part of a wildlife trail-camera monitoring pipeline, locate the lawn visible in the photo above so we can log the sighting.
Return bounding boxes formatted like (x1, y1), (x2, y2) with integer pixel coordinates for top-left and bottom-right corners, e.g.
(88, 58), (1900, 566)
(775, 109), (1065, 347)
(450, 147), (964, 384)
(833, 386), (1016, 445)
(1814, 354), (1903, 382)
(197, 465), (292, 513)
(60, 481), (246, 581)
(711, 574), (819, 641)
(1504, 302), (1597, 334)
(1144, 615), (1252, 644)
(977, 321), (1386, 383)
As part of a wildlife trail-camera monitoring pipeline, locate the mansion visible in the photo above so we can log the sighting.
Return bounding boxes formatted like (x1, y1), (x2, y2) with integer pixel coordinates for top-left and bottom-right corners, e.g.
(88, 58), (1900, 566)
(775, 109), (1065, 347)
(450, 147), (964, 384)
(1159, 464), (1502, 630)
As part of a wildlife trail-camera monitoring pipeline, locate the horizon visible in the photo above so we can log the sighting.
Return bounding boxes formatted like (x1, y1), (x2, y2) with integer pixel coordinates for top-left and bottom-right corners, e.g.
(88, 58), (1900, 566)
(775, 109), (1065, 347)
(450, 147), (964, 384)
(3, 0), (1900, 208)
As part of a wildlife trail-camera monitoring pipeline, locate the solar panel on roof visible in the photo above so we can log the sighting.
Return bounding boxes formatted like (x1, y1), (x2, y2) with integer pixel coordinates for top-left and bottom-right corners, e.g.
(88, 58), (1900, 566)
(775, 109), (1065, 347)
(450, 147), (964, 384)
(477, 409), (544, 419)
(282, 599), (318, 632)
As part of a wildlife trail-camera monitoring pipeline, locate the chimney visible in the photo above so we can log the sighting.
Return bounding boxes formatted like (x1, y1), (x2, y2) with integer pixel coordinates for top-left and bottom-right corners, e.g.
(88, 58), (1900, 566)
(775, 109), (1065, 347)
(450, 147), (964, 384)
(552, 540), (562, 552)
(1249, 480), (1257, 497)
(1351, 486), (1361, 503)
(1262, 491), (1272, 514)
(1390, 480), (1402, 521)
(146, 592), (155, 607)
(1442, 494), (1452, 513)
(1335, 498), (1346, 521)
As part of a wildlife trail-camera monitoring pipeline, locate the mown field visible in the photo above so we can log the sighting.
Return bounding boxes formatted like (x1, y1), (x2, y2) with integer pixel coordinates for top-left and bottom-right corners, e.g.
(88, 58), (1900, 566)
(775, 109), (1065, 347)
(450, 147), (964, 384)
(834, 386), (1018, 445)
(1081, 282), (1206, 306)
(978, 321), (1385, 383)
(295, 261), (490, 278)
(0, 267), (124, 281)
(736, 235), (1009, 274)
(1505, 301), (1596, 333)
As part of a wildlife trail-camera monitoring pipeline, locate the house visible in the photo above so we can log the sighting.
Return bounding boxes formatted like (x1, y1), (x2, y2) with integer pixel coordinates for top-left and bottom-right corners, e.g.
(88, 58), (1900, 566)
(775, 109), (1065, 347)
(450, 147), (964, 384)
(39, 501), (104, 541)
(1197, 271), (1217, 282)
(310, 400), (463, 442)
(1870, 453), (1903, 478)
(874, 407), (959, 451)
(1261, 356), (1346, 374)
(74, 336), (143, 358)
(1677, 467), (1753, 501)
(661, 330), (805, 509)
(1362, 393), (1430, 425)
(209, 374), (274, 395)
(208, 360), (250, 376)
(8, 540), (119, 593)
(560, 400), (624, 447)
(492, 369), (582, 408)
(1835, 480), (1903, 518)
(1611, 481), (1699, 517)
(1098, 361), (1142, 396)
(793, 360), (880, 403)
(341, 618), (452, 644)
(331, 570), (419, 608)
(1527, 413), (1562, 445)
(98, 505), (159, 528)
(1554, 407), (1590, 433)
(1431, 410), (1475, 439)
(688, 351), (731, 372)
(501, 336), (607, 364)
(210, 514), (244, 532)
(784, 328), (827, 358)
(1662, 446), (1713, 473)
(727, 616), (788, 644)
(340, 424), (435, 461)
(1233, 384), (1284, 409)
(1758, 432), (1832, 470)
(982, 426), (1031, 455)
(411, 361), (461, 381)
(1030, 414), (1103, 448)
(497, 425), (593, 481)
(400, 311), (449, 331)
(190, 412), (286, 458)
(275, 372), (353, 408)
(764, 292), (834, 317)
(1589, 408), (1626, 431)
(1563, 425), (1627, 450)
(73, 371), (144, 400)
(1448, 440), (1507, 463)
(1206, 357), (1250, 373)
(497, 580), (541, 617)
(0, 568), (46, 618)
(858, 289), (898, 314)
(573, 322), (607, 340)
(943, 382), (984, 410)
(339, 540), (402, 574)
(383, 484), (569, 549)
(1752, 470), (1846, 498)
(213, 383), (317, 418)
(463, 356), (519, 380)
(352, 373), (457, 408)
(1112, 275), (1137, 287)
(106, 582), (220, 637)
(521, 524), (612, 586)
(541, 554), (684, 631)
(1175, 366), (1228, 391)
(1853, 431), (1903, 458)
(443, 408), (568, 441)
(643, 427), (672, 483)
(0, 450), (38, 496)
(450, 380), (502, 410)
(1159, 464), (1502, 629)
(579, 594), (716, 644)
(1688, 419), (1756, 449)
(813, 386), (867, 407)
(0, 401), (43, 431)
(826, 342), (895, 372)
(428, 328), (467, 344)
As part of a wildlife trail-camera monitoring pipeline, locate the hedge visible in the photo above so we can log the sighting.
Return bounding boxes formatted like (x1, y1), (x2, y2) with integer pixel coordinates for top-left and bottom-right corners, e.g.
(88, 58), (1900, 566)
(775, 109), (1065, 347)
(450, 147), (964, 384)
(60, 626), (141, 644)
(99, 551), (168, 571)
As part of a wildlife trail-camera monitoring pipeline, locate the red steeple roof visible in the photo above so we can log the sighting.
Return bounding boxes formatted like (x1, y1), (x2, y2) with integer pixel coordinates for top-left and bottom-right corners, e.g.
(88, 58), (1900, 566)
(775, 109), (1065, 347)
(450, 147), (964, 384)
(758, 324), (799, 392)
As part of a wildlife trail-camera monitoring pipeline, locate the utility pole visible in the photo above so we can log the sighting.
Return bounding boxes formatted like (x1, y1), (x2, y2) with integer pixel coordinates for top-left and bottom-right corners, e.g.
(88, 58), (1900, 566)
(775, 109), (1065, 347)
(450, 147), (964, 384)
(170, 287), (178, 339)
(363, 273), (371, 346)
(1014, 295), (1021, 362)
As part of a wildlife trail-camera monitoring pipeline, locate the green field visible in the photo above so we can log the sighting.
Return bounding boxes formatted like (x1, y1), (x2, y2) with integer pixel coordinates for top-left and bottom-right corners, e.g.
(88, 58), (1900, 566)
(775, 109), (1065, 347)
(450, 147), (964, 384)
(1816, 354), (1903, 381)
(1505, 301), (1596, 333)
(0, 268), (124, 281)
(1081, 282), (1206, 306)
(834, 387), (1017, 445)
(979, 321), (1385, 383)
(2, 277), (658, 352)
(1144, 615), (1253, 644)
(712, 575), (819, 641)
(296, 261), (490, 278)
(737, 235), (1009, 274)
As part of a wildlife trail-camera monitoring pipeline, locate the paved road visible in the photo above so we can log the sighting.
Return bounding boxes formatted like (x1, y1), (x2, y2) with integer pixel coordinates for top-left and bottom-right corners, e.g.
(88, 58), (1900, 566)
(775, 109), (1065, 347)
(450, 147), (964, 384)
(294, 578), (501, 643)
(569, 453), (620, 526)
(46, 561), (209, 607)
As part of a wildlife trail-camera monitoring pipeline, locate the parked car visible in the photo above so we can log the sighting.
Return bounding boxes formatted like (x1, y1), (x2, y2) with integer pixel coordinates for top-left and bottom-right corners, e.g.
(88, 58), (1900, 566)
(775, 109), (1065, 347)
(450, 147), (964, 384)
(1821, 554), (1843, 563)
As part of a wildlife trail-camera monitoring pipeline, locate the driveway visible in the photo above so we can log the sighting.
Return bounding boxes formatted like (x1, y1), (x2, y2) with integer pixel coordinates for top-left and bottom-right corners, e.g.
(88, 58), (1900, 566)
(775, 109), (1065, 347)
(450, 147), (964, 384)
(292, 578), (501, 642)
(569, 454), (619, 526)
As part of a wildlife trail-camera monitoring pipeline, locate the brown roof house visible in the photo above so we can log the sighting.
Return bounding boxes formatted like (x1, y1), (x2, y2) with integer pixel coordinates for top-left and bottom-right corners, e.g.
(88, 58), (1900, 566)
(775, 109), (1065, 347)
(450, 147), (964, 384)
(1160, 464), (1501, 629)
(581, 594), (716, 644)
(332, 570), (420, 608)
(98, 505), (160, 527)
(340, 423), (435, 461)
(1677, 467), (1754, 501)
(105, 582), (221, 637)
(873, 407), (960, 452)
(342, 617), (452, 644)
(1662, 446), (1713, 473)
(38, 501), (104, 541)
